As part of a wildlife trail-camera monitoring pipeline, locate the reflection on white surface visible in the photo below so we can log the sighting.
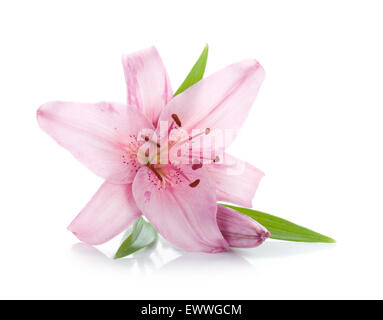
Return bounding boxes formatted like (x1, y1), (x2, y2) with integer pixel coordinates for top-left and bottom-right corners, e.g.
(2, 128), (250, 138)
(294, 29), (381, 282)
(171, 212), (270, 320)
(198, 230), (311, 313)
(71, 238), (335, 276)
(235, 240), (336, 259)
(71, 238), (252, 274)
(71, 242), (158, 273)
(159, 251), (252, 274)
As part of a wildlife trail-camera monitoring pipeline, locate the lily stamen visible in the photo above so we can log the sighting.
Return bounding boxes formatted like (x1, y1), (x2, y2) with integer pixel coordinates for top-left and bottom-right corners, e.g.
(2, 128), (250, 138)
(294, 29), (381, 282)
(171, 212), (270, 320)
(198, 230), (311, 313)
(171, 127), (211, 151)
(141, 134), (161, 148)
(148, 164), (163, 182)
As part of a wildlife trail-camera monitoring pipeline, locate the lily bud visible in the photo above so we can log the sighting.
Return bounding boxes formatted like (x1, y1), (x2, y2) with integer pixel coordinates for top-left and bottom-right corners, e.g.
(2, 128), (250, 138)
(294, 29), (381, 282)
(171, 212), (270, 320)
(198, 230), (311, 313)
(216, 205), (270, 248)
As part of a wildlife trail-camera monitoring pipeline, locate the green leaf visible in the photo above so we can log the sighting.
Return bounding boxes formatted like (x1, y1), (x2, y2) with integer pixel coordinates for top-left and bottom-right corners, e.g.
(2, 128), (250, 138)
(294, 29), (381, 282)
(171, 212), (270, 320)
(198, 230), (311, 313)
(114, 217), (158, 259)
(174, 44), (209, 96)
(221, 204), (335, 243)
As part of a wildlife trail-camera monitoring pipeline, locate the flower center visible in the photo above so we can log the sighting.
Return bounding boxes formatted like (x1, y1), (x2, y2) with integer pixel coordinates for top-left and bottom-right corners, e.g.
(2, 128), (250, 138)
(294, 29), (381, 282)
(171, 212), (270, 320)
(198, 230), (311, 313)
(146, 163), (202, 190)
(130, 114), (219, 189)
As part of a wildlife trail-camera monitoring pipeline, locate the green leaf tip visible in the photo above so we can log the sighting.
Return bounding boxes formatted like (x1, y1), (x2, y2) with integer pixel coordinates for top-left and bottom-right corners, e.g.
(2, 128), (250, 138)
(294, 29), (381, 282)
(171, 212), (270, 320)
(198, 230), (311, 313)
(174, 44), (209, 96)
(221, 204), (335, 243)
(114, 217), (158, 259)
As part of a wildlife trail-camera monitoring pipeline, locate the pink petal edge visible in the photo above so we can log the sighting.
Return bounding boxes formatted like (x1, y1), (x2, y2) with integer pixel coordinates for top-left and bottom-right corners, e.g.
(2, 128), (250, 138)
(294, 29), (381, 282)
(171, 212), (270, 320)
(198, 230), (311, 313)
(206, 153), (264, 208)
(132, 165), (229, 253)
(158, 59), (265, 148)
(122, 46), (173, 127)
(37, 101), (153, 184)
(68, 182), (142, 245)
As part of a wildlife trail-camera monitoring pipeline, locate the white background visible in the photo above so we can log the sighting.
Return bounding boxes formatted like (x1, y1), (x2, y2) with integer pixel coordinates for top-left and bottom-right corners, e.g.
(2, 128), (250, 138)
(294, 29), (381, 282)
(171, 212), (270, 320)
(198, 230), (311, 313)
(1, 0), (382, 299)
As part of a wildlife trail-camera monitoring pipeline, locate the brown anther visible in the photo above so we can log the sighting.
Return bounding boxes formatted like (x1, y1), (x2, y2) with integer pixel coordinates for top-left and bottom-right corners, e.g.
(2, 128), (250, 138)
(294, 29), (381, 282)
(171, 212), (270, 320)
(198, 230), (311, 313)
(205, 128), (211, 135)
(141, 134), (161, 148)
(213, 155), (220, 163)
(192, 163), (203, 170)
(171, 113), (182, 127)
(189, 179), (200, 188)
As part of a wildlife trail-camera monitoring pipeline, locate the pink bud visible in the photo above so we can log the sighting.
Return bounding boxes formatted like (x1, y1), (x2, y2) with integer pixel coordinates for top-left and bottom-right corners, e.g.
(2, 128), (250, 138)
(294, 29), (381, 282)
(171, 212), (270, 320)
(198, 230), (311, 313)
(216, 205), (270, 248)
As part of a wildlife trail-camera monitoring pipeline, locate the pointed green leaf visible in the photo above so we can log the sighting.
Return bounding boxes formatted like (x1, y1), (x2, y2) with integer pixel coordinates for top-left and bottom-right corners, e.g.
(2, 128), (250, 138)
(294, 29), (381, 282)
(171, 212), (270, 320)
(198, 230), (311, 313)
(174, 44), (209, 96)
(221, 204), (335, 243)
(114, 217), (158, 259)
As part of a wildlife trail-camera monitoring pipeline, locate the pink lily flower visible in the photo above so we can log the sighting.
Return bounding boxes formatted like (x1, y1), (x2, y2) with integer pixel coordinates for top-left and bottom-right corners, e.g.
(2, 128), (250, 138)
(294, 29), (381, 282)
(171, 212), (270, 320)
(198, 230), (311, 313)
(37, 46), (267, 252)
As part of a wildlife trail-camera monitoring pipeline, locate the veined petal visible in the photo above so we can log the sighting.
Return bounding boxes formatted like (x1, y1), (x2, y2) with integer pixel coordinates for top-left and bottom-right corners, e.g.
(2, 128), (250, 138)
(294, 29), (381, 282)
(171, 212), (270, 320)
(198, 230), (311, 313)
(122, 46), (173, 127)
(68, 182), (142, 245)
(132, 165), (229, 253)
(37, 101), (153, 184)
(217, 205), (270, 248)
(158, 59), (264, 147)
(205, 153), (264, 208)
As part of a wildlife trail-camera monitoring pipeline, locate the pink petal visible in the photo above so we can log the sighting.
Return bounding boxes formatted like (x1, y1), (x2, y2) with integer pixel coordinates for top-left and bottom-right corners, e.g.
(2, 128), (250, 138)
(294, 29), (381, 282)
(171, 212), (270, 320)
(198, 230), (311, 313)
(158, 59), (264, 147)
(122, 46), (173, 127)
(68, 182), (142, 245)
(37, 101), (153, 184)
(132, 165), (229, 253)
(217, 205), (270, 248)
(205, 153), (264, 208)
